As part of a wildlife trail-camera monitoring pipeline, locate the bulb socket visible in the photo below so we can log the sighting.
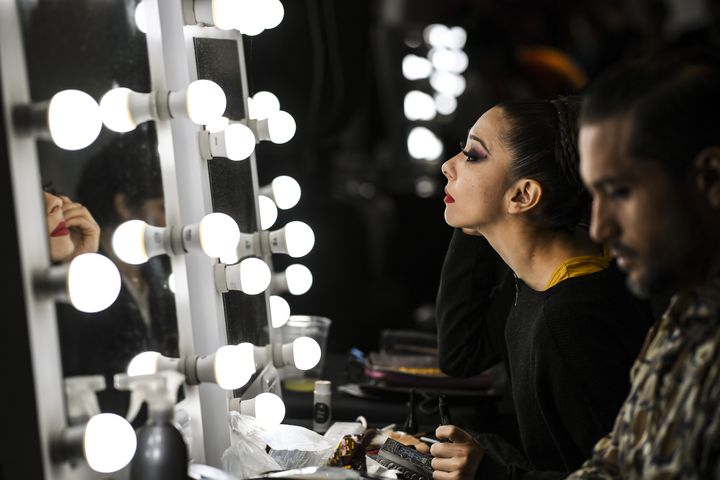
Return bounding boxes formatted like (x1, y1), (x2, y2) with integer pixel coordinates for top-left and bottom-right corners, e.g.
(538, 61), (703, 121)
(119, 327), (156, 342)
(12, 101), (52, 140)
(33, 263), (71, 304)
(51, 424), (86, 464)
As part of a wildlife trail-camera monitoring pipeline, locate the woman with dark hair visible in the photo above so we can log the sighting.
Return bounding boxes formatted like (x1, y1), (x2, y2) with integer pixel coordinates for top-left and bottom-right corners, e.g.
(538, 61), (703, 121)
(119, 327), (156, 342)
(430, 96), (655, 479)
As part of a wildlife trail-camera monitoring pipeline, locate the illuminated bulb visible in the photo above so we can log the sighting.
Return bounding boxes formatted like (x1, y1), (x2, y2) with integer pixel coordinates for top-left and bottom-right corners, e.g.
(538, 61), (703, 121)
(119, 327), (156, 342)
(292, 336), (322, 370)
(259, 0), (284, 29)
(259, 175), (301, 210)
(168, 273), (176, 293)
(53, 413), (136, 473)
(210, 0), (243, 30)
(113, 213), (240, 264)
(134, 1), (147, 33)
(429, 48), (468, 74)
(415, 176), (437, 198)
(169, 79), (226, 125)
(269, 295), (290, 328)
(205, 115), (229, 133)
(402, 54), (433, 81)
(235, 0), (266, 36)
(35, 254), (121, 313)
(248, 91), (280, 120)
(447, 26), (467, 49)
(430, 71), (466, 97)
(403, 90), (436, 121)
(258, 195), (278, 230)
(269, 221), (315, 258)
(435, 93), (457, 115)
(407, 127), (443, 161)
(215, 257), (272, 294)
(127, 351), (161, 376)
(199, 122), (256, 161)
(42, 90), (102, 151)
(251, 110), (296, 144)
(232, 392), (286, 427)
(423, 23), (451, 48)
(271, 264), (313, 295)
(100, 87), (153, 133)
(213, 345), (253, 390)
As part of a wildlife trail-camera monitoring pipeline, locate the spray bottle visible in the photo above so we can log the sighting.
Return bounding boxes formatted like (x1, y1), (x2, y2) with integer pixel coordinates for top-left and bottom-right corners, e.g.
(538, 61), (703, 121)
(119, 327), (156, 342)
(114, 370), (187, 480)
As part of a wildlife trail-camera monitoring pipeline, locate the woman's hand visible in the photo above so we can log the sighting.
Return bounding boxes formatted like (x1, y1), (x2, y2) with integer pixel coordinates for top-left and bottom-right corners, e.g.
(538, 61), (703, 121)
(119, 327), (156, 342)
(430, 425), (484, 480)
(60, 195), (100, 258)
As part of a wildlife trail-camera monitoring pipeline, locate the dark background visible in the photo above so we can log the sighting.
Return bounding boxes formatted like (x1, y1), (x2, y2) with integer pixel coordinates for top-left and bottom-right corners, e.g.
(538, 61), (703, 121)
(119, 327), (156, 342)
(246, 0), (720, 354)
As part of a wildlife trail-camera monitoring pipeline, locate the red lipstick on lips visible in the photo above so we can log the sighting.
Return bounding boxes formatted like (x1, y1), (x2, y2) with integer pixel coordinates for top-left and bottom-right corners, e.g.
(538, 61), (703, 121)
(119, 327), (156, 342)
(51, 220), (70, 237)
(444, 189), (455, 203)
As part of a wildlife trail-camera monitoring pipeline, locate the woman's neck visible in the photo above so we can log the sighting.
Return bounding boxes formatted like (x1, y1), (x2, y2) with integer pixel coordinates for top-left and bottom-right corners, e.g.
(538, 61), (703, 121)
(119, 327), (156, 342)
(483, 222), (601, 291)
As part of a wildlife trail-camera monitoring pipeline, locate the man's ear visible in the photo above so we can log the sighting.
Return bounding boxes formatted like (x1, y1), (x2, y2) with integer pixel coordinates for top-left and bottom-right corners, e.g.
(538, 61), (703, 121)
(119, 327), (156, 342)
(507, 178), (542, 215)
(113, 193), (134, 221)
(694, 147), (720, 208)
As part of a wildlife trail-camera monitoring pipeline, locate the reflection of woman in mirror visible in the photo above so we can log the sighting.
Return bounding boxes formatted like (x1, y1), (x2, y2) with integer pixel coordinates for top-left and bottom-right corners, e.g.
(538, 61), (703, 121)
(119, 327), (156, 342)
(56, 129), (178, 420)
(43, 185), (100, 263)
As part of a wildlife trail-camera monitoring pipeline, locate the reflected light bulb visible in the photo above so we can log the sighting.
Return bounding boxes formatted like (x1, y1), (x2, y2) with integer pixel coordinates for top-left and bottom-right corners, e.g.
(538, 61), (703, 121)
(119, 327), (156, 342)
(283, 221), (315, 258)
(112, 219), (151, 265)
(47, 90), (102, 151)
(67, 254), (121, 313)
(285, 264), (312, 295)
(185, 79), (227, 125)
(269, 295), (290, 328)
(404, 90), (436, 121)
(211, 0), (243, 30)
(199, 212), (241, 258)
(237, 342), (257, 377)
(424, 23), (451, 48)
(430, 71), (466, 97)
(134, 1), (147, 33)
(214, 345), (252, 390)
(248, 91), (280, 120)
(205, 116), (229, 133)
(292, 336), (321, 370)
(100, 88), (136, 133)
(435, 93), (457, 115)
(83, 413), (137, 473)
(168, 273), (176, 293)
(126, 351), (161, 376)
(258, 195), (278, 230)
(270, 175), (301, 209)
(224, 123), (256, 161)
(235, 0), (265, 36)
(266, 110), (296, 144)
(447, 26), (467, 49)
(239, 257), (272, 294)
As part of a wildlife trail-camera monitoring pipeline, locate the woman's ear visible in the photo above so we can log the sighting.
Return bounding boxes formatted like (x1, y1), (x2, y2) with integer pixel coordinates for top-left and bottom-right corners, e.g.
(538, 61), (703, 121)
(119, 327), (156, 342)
(507, 179), (542, 215)
(694, 147), (720, 208)
(113, 193), (134, 221)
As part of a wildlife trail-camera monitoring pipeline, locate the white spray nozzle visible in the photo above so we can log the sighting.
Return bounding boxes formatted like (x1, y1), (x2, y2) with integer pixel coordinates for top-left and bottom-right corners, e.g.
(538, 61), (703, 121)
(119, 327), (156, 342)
(64, 375), (106, 422)
(114, 370), (185, 422)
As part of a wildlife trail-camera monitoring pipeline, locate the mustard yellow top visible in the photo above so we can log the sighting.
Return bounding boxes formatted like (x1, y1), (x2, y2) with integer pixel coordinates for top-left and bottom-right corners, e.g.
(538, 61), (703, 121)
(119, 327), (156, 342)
(544, 245), (611, 290)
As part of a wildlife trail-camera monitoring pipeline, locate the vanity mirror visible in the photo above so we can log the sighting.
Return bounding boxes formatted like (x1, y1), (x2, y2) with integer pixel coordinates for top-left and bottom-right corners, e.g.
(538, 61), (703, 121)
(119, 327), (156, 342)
(17, 0), (179, 418)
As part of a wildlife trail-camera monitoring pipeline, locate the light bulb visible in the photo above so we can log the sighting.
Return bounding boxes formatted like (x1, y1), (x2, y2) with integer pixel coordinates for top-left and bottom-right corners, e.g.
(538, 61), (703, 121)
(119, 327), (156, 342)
(430, 71), (466, 97)
(210, 0), (243, 30)
(237, 342), (258, 376)
(260, 175), (301, 210)
(435, 93), (457, 115)
(248, 91), (280, 120)
(205, 116), (229, 133)
(282, 221), (315, 258)
(423, 23), (451, 48)
(269, 295), (290, 328)
(216, 257), (272, 294)
(134, 1), (148, 33)
(447, 26), (467, 49)
(126, 351), (161, 376)
(83, 413), (137, 473)
(259, 0), (284, 29)
(292, 336), (321, 370)
(403, 90), (437, 121)
(179, 79), (227, 125)
(199, 212), (241, 258)
(113, 219), (153, 264)
(258, 195), (278, 230)
(214, 345), (253, 390)
(99, 87), (156, 132)
(284, 264), (313, 295)
(67, 254), (121, 313)
(224, 123), (256, 160)
(47, 90), (102, 150)
(402, 54), (433, 81)
(235, 0), (266, 36)
(168, 273), (176, 293)
(429, 48), (468, 74)
(237, 392), (285, 427)
(266, 110), (296, 144)
(407, 126), (443, 161)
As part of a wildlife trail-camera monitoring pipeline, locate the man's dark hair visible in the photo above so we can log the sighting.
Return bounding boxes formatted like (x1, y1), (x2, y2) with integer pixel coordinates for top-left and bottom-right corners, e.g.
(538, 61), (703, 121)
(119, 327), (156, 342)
(579, 46), (720, 179)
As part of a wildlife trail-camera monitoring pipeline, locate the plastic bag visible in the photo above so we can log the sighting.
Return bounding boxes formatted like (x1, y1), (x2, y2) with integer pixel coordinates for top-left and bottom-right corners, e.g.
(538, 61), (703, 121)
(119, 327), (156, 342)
(221, 412), (282, 479)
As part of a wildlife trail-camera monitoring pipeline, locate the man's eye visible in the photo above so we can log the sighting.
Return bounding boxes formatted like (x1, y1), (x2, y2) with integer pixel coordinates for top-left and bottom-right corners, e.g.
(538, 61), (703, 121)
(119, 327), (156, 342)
(606, 186), (630, 199)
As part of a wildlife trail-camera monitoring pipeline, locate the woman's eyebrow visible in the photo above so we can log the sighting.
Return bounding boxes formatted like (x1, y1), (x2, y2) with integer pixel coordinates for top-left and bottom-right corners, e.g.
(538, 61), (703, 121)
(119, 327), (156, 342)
(468, 133), (491, 154)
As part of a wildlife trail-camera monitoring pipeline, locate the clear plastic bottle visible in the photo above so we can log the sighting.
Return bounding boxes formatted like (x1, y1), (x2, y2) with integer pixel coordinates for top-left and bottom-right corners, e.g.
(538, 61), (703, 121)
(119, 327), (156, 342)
(313, 380), (332, 433)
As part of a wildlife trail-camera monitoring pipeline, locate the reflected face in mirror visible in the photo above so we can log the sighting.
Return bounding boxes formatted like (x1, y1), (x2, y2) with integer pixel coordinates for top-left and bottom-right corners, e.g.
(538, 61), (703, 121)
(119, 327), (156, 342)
(44, 191), (74, 262)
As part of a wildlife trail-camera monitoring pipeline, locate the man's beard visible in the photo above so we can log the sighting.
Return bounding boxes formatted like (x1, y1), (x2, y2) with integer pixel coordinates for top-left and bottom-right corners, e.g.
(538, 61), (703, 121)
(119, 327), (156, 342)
(625, 263), (679, 300)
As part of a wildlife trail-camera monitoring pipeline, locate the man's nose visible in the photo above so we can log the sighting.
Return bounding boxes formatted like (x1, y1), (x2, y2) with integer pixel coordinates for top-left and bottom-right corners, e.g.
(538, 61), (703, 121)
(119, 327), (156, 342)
(589, 198), (619, 244)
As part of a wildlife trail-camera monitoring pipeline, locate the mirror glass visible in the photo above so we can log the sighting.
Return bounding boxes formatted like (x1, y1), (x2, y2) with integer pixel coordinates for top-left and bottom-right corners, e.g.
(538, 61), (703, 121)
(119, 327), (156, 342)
(19, 0), (178, 418)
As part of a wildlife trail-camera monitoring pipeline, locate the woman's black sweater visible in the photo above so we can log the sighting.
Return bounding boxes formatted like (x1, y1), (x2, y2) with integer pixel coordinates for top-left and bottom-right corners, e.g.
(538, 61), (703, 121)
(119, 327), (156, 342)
(435, 229), (655, 479)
